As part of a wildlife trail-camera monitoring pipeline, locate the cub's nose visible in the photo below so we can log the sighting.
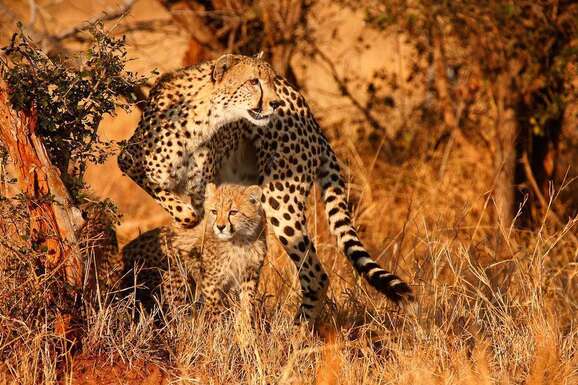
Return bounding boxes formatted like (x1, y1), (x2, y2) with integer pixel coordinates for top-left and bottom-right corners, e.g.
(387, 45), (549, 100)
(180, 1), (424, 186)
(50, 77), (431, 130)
(216, 224), (226, 232)
(269, 100), (282, 110)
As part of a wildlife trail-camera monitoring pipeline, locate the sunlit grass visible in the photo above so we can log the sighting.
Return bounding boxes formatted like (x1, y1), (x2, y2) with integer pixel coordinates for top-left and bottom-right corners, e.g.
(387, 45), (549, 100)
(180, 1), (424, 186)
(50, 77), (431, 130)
(1, 144), (576, 385)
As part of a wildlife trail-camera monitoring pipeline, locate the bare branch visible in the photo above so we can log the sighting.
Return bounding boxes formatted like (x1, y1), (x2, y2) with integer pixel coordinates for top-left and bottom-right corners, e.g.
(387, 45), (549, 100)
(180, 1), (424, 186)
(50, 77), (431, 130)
(51, 0), (137, 42)
(112, 19), (177, 35)
(310, 42), (391, 141)
(521, 151), (578, 245)
(157, 0), (224, 54)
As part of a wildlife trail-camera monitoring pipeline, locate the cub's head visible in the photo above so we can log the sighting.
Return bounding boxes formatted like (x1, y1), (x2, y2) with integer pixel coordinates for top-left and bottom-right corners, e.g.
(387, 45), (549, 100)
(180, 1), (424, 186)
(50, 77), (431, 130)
(210, 53), (282, 127)
(204, 183), (265, 241)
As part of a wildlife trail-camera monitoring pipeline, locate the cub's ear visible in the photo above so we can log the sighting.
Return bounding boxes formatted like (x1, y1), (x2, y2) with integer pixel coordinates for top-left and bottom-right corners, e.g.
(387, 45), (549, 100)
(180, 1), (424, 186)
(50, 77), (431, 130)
(255, 51), (264, 60)
(212, 54), (239, 83)
(205, 183), (217, 198)
(246, 185), (262, 204)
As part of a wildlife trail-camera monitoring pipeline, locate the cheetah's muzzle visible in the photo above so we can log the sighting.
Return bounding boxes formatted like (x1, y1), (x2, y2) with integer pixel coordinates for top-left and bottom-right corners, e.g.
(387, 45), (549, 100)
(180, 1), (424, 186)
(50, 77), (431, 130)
(248, 108), (271, 121)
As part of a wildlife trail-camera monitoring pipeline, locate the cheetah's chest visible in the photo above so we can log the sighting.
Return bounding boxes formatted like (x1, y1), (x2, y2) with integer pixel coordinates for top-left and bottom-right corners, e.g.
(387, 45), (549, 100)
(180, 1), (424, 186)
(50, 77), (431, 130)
(207, 239), (265, 290)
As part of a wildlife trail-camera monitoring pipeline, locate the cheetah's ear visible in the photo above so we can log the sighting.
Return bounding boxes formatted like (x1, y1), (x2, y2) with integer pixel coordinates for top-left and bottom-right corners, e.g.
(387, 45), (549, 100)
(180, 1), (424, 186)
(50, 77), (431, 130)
(246, 185), (262, 204)
(212, 54), (239, 83)
(205, 183), (217, 198)
(255, 51), (264, 60)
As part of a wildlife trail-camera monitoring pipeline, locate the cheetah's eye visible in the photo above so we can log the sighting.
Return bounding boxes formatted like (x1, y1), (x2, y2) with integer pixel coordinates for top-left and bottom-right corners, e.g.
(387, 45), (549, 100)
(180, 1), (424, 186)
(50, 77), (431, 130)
(210, 209), (217, 215)
(229, 210), (238, 216)
(248, 78), (259, 86)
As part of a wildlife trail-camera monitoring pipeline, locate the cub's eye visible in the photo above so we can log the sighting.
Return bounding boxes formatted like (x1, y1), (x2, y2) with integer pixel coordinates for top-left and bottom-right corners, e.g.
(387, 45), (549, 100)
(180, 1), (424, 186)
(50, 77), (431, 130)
(210, 209), (217, 215)
(229, 210), (238, 216)
(249, 78), (259, 86)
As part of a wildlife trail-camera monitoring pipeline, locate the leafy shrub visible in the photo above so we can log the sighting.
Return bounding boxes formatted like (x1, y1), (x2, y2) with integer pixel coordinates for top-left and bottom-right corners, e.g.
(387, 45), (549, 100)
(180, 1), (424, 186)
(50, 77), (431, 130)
(1, 22), (148, 199)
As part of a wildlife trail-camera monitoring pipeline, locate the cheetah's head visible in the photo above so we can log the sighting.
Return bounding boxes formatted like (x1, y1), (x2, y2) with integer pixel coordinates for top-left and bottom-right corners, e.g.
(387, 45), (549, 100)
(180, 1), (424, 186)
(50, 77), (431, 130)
(204, 183), (265, 241)
(210, 53), (281, 127)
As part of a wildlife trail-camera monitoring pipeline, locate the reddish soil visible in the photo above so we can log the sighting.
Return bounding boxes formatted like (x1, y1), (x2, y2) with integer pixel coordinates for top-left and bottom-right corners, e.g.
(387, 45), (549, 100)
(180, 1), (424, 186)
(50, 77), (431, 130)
(66, 356), (169, 385)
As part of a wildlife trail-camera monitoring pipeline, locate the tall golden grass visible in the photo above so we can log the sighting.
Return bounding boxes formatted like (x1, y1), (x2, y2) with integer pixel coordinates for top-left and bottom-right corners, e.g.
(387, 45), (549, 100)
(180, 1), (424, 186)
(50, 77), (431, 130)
(0, 2), (576, 383)
(1, 141), (576, 384)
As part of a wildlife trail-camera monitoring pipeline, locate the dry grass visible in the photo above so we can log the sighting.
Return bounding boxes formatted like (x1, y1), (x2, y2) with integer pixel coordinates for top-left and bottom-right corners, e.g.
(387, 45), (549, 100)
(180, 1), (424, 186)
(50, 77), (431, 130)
(1, 141), (576, 385)
(0, 1), (577, 383)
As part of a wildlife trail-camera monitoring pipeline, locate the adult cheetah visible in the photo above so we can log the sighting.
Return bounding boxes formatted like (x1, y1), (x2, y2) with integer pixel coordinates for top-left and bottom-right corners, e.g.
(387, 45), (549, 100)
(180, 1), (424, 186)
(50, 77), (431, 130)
(118, 54), (413, 321)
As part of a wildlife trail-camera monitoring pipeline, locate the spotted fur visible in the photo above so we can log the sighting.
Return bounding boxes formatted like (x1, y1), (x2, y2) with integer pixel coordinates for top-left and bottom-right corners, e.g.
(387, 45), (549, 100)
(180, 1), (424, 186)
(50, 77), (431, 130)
(121, 184), (266, 317)
(118, 54), (413, 321)
(78, 202), (123, 294)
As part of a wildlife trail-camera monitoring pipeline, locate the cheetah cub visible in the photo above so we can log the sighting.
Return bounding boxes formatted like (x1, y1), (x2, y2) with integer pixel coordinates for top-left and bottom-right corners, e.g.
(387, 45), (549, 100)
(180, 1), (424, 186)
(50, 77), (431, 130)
(122, 183), (267, 317)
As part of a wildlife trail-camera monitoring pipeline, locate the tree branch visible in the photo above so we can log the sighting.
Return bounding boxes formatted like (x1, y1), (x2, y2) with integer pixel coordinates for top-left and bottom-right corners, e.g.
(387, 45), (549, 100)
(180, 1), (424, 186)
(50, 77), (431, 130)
(310, 42), (392, 142)
(157, 0), (224, 55)
(521, 151), (578, 245)
(51, 0), (137, 42)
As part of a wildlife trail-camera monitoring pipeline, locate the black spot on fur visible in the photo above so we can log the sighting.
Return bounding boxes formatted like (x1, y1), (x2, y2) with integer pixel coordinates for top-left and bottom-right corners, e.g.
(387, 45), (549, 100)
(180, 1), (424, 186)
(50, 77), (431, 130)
(268, 197), (280, 210)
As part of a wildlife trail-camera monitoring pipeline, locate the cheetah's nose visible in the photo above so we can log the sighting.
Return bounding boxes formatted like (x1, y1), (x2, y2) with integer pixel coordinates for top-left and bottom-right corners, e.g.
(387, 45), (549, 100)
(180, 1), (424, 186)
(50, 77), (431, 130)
(269, 100), (282, 110)
(216, 224), (226, 232)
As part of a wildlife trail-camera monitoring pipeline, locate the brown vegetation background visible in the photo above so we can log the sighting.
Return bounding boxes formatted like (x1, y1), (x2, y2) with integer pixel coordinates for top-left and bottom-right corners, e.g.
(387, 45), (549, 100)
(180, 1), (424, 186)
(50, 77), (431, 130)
(0, 1), (577, 384)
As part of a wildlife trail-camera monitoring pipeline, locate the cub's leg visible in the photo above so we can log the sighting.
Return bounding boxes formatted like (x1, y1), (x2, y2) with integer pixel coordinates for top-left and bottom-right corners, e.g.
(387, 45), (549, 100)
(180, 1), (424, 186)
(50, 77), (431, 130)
(260, 183), (329, 323)
(239, 270), (260, 311)
(239, 261), (263, 310)
(239, 264), (263, 326)
(199, 264), (226, 318)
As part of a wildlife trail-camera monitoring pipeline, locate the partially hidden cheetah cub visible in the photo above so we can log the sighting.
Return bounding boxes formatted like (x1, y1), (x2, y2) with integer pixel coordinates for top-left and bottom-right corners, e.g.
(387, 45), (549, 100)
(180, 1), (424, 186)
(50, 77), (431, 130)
(121, 183), (267, 318)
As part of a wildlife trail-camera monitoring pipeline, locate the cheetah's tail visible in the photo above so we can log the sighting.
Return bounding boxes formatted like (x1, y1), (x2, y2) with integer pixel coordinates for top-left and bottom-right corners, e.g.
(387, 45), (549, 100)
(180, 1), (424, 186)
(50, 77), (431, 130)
(318, 143), (414, 305)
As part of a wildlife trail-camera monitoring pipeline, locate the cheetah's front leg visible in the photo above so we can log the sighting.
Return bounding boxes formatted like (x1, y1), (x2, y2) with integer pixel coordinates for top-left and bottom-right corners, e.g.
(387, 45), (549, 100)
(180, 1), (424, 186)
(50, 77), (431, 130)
(119, 143), (214, 228)
(153, 188), (201, 228)
(150, 146), (216, 228)
(200, 279), (226, 318)
(260, 183), (329, 323)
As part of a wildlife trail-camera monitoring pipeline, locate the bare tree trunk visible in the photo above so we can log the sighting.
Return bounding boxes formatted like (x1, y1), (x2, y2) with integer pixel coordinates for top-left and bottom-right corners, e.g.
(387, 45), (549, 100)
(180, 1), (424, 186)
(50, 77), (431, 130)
(432, 26), (467, 145)
(494, 112), (517, 229)
(492, 76), (517, 230)
(0, 80), (83, 288)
